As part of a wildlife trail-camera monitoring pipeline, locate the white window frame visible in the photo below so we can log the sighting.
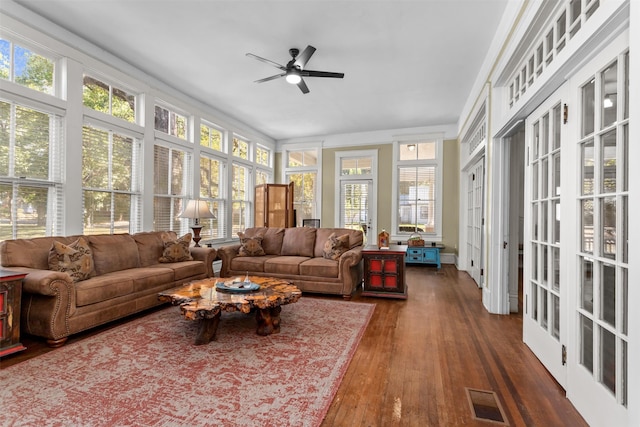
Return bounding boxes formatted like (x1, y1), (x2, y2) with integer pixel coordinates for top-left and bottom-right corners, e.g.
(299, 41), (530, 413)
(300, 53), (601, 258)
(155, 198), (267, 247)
(391, 135), (444, 242)
(282, 144), (322, 224)
(334, 149), (378, 234)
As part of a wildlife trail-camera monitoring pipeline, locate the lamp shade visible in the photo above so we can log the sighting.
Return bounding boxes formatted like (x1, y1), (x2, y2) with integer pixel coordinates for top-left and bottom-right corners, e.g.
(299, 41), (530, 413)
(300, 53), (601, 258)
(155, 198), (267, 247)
(179, 199), (215, 225)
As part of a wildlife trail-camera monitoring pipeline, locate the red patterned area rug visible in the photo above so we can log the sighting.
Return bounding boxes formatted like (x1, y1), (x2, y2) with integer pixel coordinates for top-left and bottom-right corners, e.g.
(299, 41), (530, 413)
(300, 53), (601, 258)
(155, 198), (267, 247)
(1, 298), (375, 427)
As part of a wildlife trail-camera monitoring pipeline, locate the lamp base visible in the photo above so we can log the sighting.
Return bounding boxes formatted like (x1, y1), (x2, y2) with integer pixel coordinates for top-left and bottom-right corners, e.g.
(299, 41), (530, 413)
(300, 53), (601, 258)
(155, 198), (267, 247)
(191, 226), (203, 247)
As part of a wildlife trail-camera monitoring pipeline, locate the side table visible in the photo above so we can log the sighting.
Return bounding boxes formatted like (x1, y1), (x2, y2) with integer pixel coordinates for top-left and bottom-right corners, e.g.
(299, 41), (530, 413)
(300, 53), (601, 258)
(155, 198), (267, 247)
(0, 269), (27, 357)
(406, 244), (444, 269)
(361, 245), (408, 299)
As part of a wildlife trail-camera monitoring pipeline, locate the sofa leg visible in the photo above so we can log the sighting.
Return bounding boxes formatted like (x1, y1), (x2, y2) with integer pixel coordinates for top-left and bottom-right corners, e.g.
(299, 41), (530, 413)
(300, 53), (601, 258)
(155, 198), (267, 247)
(342, 295), (352, 301)
(46, 337), (68, 348)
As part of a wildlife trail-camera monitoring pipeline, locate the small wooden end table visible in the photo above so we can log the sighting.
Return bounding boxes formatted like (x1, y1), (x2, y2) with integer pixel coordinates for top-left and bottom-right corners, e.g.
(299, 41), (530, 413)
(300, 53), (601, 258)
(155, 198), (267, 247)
(1, 269), (28, 357)
(361, 245), (408, 299)
(159, 276), (301, 345)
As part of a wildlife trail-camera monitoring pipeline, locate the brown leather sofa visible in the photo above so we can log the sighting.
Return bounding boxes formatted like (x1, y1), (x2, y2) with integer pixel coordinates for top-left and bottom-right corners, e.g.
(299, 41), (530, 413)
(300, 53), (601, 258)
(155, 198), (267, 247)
(217, 227), (363, 300)
(0, 231), (216, 347)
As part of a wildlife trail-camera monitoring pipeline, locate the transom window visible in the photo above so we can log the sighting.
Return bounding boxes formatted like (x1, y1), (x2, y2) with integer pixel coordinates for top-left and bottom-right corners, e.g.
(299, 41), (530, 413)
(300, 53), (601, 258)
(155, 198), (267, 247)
(155, 103), (188, 140)
(232, 136), (249, 160)
(0, 38), (55, 96)
(200, 121), (223, 151)
(82, 74), (136, 123)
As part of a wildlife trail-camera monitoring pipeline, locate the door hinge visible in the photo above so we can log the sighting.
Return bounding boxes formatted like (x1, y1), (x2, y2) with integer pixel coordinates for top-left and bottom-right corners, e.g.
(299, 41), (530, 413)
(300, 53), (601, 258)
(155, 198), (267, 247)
(563, 104), (568, 124)
(472, 173), (475, 181)
(562, 345), (567, 365)
(482, 218), (485, 226)
(503, 241), (508, 249)
(471, 260), (474, 267)
(480, 268), (484, 276)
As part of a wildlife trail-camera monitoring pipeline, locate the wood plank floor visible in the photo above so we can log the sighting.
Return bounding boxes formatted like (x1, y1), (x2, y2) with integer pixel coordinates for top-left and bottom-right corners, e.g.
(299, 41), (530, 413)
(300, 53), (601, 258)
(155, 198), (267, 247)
(2, 265), (587, 426)
(321, 265), (588, 427)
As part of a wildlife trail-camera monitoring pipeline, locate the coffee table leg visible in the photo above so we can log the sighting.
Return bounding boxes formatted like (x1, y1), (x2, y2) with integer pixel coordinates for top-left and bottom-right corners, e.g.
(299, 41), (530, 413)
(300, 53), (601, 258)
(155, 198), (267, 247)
(195, 312), (221, 345)
(256, 306), (282, 336)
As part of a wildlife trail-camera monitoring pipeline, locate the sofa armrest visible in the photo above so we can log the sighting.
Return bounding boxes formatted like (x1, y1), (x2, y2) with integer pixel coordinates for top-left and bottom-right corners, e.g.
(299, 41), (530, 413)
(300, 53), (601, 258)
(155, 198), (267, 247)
(217, 243), (241, 278)
(189, 247), (217, 277)
(13, 267), (76, 342)
(337, 246), (364, 296)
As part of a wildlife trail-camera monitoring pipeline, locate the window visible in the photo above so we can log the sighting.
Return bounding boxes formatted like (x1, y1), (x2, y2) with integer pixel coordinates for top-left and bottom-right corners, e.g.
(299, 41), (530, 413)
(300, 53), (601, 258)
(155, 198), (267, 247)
(155, 104), (188, 140)
(284, 147), (320, 226)
(83, 75), (136, 122)
(256, 145), (270, 166)
(82, 124), (141, 234)
(231, 163), (250, 234)
(199, 154), (224, 239)
(394, 139), (442, 237)
(233, 135), (249, 160)
(154, 145), (191, 232)
(200, 122), (223, 151)
(0, 100), (63, 239)
(0, 38), (55, 95)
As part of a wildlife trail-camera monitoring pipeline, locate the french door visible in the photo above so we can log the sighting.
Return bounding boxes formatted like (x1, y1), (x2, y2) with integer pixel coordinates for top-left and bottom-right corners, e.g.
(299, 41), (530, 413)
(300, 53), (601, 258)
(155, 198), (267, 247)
(340, 180), (373, 240)
(524, 39), (630, 426)
(523, 84), (568, 388)
(466, 158), (484, 286)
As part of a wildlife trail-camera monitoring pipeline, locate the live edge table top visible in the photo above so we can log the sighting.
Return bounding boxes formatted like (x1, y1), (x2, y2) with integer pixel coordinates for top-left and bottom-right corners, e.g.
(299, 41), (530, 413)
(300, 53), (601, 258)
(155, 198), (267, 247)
(158, 276), (302, 345)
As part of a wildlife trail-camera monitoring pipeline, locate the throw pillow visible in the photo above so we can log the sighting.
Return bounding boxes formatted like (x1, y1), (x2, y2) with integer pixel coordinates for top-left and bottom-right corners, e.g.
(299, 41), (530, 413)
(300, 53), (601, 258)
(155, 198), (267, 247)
(159, 233), (193, 263)
(238, 231), (266, 256)
(323, 232), (350, 260)
(48, 237), (95, 282)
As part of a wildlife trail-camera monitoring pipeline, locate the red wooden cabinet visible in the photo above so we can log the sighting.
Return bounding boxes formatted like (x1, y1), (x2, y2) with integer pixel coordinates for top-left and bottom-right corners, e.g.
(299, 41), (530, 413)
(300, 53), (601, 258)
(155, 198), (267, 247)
(361, 245), (408, 299)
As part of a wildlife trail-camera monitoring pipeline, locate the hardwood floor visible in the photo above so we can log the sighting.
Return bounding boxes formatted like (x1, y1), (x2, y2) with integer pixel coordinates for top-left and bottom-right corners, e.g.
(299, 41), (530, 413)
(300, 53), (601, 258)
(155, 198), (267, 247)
(321, 265), (587, 427)
(2, 265), (587, 426)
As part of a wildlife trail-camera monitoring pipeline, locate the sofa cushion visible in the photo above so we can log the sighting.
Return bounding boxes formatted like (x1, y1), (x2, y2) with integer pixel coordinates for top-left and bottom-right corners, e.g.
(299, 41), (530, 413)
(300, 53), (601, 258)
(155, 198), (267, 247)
(264, 256), (310, 275)
(75, 272), (134, 307)
(229, 255), (277, 273)
(281, 227), (316, 257)
(128, 266), (175, 292)
(299, 258), (340, 278)
(323, 232), (350, 260)
(151, 260), (206, 281)
(238, 231), (266, 256)
(88, 234), (140, 276)
(159, 233), (193, 263)
(48, 237), (96, 282)
(133, 231), (172, 267)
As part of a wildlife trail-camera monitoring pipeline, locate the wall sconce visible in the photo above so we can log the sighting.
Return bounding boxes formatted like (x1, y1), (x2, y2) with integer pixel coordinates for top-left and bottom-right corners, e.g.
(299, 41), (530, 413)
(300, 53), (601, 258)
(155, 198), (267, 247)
(179, 199), (215, 247)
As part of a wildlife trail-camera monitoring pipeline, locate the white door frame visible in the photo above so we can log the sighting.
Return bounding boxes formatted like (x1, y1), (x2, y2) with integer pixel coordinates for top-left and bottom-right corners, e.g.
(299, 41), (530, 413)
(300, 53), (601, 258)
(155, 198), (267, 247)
(334, 150), (378, 236)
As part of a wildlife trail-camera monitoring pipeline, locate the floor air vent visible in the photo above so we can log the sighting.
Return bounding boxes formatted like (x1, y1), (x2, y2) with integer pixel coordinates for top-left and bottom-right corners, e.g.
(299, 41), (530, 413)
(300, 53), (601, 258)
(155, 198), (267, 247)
(465, 387), (509, 425)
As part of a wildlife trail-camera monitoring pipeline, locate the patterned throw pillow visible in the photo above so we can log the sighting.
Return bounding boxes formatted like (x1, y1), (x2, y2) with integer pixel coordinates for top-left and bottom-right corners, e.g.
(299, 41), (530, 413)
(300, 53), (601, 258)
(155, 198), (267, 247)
(238, 231), (266, 256)
(323, 232), (350, 260)
(48, 237), (96, 282)
(159, 233), (193, 263)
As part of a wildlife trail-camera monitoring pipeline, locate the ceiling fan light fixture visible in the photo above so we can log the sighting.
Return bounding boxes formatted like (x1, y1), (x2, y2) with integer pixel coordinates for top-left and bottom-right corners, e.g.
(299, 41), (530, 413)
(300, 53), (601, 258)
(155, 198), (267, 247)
(285, 70), (302, 84)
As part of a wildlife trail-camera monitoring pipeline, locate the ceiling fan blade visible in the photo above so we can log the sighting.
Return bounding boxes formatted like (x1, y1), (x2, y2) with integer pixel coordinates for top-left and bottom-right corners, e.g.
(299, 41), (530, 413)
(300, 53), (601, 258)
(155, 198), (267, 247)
(293, 45), (316, 69)
(246, 53), (286, 71)
(302, 70), (345, 79)
(297, 79), (310, 94)
(254, 73), (285, 83)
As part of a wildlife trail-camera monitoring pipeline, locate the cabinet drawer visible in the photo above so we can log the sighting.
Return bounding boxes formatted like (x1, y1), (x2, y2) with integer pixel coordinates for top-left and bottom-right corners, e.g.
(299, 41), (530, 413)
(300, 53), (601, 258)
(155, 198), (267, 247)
(407, 248), (423, 256)
(406, 255), (423, 263)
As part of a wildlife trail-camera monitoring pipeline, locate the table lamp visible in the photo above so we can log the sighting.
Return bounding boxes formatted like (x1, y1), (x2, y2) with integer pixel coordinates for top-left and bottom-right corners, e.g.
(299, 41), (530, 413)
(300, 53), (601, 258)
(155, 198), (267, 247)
(178, 199), (215, 247)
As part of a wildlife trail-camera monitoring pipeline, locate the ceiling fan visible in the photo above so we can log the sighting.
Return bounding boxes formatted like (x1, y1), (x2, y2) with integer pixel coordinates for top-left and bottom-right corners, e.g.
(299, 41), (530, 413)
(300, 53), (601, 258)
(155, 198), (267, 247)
(246, 45), (344, 94)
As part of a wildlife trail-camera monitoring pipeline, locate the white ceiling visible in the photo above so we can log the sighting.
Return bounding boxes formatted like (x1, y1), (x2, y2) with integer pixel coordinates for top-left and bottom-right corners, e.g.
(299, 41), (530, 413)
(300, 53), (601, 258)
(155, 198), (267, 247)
(12, 0), (508, 141)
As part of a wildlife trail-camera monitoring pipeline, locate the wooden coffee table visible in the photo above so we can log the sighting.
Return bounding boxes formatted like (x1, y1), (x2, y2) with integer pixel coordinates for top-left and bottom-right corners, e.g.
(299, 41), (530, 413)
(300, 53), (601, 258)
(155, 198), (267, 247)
(158, 276), (302, 345)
